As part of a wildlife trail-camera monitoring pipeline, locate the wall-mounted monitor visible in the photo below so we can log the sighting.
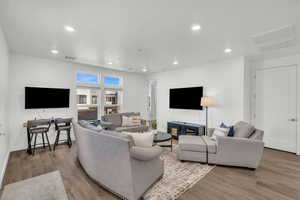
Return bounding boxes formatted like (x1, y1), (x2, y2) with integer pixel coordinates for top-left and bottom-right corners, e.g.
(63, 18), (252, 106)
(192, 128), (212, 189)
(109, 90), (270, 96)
(25, 87), (70, 109)
(169, 86), (203, 110)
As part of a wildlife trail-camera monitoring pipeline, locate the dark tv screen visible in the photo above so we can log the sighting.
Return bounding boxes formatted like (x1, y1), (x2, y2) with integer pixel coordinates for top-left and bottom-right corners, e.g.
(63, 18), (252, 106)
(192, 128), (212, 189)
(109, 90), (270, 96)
(25, 87), (70, 109)
(169, 87), (203, 110)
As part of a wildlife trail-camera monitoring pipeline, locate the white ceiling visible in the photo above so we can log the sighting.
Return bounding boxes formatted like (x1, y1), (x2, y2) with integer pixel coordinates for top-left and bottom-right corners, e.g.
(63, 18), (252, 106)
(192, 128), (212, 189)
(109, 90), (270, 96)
(0, 0), (300, 73)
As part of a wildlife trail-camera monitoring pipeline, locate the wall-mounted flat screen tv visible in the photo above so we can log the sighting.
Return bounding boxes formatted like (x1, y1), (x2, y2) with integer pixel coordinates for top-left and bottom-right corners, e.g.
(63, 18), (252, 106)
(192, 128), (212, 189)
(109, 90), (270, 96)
(25, 87), (70, 109)
(169, 86), (203, 110)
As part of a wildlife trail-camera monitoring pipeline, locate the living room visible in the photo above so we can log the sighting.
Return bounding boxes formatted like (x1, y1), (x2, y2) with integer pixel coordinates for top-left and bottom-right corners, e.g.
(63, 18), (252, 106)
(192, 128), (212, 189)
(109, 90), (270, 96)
(0, 1), (300, 200)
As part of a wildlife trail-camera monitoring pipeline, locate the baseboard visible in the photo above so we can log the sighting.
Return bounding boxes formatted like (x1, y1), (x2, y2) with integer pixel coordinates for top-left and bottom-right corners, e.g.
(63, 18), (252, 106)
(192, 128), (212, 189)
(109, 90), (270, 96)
(0, 151), (10, 189)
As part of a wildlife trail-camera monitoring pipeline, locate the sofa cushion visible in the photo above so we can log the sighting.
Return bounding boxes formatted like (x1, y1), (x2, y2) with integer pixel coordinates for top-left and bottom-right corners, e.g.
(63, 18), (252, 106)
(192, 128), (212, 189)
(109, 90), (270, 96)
(179, 135), (206, 152)
(179, 135), (217, 153)
(234, 121), (255, 138)
(201, 136), (217, 154)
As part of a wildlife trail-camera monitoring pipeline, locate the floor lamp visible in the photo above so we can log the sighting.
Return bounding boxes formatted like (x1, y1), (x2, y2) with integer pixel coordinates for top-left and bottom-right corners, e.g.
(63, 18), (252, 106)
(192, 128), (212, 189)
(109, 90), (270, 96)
(201, 96), (214, 136)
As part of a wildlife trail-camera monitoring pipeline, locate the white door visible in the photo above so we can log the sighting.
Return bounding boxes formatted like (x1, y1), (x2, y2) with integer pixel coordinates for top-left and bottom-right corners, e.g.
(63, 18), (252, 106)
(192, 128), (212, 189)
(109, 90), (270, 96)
(255, 65), (297, 153)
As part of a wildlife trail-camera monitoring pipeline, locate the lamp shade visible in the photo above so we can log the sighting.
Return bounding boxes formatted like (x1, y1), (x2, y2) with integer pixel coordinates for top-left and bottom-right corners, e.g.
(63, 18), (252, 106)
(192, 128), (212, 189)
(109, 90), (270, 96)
(201, 96), (214, 107)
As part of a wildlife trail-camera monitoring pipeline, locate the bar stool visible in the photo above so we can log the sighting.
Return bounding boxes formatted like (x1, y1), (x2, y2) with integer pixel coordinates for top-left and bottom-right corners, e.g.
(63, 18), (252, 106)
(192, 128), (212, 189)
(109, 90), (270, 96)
(27, 119), (52, 155)
(53, 118), (73, 150)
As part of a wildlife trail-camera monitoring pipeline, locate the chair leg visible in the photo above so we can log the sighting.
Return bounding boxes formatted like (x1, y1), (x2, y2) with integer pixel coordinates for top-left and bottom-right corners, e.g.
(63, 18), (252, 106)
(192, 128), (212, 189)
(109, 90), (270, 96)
(54, 131), (60, 151)
(33, 133), (38, 155)
(42, 133), (45, 148)
(29, 133), (34, 145)
(67, 130), (72, 148)
(45, 132), (52, 151)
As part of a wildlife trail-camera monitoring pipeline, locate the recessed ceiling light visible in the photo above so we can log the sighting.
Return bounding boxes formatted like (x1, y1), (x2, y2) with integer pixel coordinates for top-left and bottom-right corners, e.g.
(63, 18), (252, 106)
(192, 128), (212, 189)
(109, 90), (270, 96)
(64, 25), (75, 32)
(191, 24), (201, 31)
(50, 49), (59, 54)
(107, 61), (113, 65)
(224, 48), (232, 53)
(173, 60), (179, 65)
(142, 67), (148, 72)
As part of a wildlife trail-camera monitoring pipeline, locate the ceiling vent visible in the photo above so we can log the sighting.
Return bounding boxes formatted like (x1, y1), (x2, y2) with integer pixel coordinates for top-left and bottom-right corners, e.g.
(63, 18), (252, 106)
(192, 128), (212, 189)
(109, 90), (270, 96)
(252, 25), (296, 52)
(65, 56), (76, 60)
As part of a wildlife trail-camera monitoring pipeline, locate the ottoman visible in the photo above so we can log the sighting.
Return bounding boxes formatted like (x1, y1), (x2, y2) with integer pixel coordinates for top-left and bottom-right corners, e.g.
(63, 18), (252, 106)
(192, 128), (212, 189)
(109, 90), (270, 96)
(176, 135), (217, 163)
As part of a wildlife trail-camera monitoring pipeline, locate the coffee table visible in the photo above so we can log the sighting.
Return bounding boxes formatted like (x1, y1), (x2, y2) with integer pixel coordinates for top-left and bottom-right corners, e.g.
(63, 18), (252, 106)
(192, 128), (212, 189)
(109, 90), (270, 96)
(153, 131), (173, 151)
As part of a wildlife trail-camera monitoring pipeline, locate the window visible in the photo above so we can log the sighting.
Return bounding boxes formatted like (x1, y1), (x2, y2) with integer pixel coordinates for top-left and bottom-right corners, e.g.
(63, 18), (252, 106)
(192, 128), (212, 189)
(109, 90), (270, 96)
(91, 95), (97, 104)
(76, 72), (100, 84)
(76, 72), (124, 120)
(77, 88), (101, 121)
(104, 90), (123, 115)
(104, 76), (122, 87)
(78, 95), (87, 104)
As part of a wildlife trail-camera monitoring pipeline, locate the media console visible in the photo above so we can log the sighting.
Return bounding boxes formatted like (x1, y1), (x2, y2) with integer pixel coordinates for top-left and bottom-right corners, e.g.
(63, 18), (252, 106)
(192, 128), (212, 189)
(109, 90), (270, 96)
(167, 121), (205, 139)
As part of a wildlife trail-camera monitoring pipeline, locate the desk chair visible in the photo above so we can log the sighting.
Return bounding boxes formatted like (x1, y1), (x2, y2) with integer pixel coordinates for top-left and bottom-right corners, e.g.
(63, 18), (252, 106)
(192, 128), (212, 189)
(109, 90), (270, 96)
(54, 118), (73, 150)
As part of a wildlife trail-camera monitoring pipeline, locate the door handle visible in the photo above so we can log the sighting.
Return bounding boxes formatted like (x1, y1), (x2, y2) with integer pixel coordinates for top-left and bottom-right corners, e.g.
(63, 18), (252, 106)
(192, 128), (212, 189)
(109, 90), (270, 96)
(288, 118), (297, 122)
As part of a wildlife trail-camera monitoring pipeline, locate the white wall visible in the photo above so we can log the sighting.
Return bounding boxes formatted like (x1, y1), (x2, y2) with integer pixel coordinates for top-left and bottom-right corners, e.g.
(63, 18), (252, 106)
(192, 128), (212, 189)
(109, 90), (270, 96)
(0, 25), (10, 186)
(249, 54), (300, 155)
(148, 57), (246, 131)
(8, 53), (148, 151)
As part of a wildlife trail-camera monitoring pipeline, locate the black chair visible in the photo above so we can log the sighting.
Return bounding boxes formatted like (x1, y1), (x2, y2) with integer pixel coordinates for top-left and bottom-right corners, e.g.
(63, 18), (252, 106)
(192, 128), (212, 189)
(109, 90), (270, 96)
(27, 119), (52, 155)
(53, 118), (73, 150)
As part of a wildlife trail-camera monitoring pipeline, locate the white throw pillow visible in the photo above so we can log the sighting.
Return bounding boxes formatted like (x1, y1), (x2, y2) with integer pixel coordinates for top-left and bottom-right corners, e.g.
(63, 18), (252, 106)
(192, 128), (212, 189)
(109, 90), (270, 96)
(125, 132), (154, 147)
(122, 115), (142, 127)
(122, 116), (134, 126)
(211, 128), (226, 141)
(131, 115), (142, 126)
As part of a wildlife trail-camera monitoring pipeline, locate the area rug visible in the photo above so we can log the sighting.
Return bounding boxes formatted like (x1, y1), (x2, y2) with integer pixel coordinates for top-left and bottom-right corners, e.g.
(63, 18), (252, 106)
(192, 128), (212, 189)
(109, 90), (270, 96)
(144, 147), (215, 200)
(1, 171), (68, 200)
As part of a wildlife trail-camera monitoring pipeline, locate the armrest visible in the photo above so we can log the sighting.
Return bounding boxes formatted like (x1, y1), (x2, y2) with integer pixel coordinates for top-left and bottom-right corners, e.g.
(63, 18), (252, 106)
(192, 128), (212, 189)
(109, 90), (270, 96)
(208, 128), (215, 137)
(216, 136), (264, 168)
(130, 146), (163, 161)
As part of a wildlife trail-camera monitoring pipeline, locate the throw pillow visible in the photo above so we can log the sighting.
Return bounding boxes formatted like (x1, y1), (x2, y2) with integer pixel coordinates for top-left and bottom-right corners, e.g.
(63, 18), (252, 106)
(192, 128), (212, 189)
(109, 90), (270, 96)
(131, 115), (142, 126)
(125, 132), (154, 147)
(220, 122), (235, 137)
(211, 128), (226, 141)
(122, 115), (142, 127)
(122, 115), (135, 127)
(234, 121), (255, 138)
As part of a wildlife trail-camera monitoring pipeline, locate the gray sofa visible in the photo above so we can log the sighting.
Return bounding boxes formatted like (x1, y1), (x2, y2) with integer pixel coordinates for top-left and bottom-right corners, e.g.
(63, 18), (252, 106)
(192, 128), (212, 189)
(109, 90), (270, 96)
(101, 112), (149, 132)
(177, 121), (264, 169)
(73, 122), (164, 200)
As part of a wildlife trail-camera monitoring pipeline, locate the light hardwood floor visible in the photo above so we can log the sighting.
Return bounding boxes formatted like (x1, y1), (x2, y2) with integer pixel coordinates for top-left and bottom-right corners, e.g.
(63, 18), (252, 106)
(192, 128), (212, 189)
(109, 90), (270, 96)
(2, 143), (300, 200)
